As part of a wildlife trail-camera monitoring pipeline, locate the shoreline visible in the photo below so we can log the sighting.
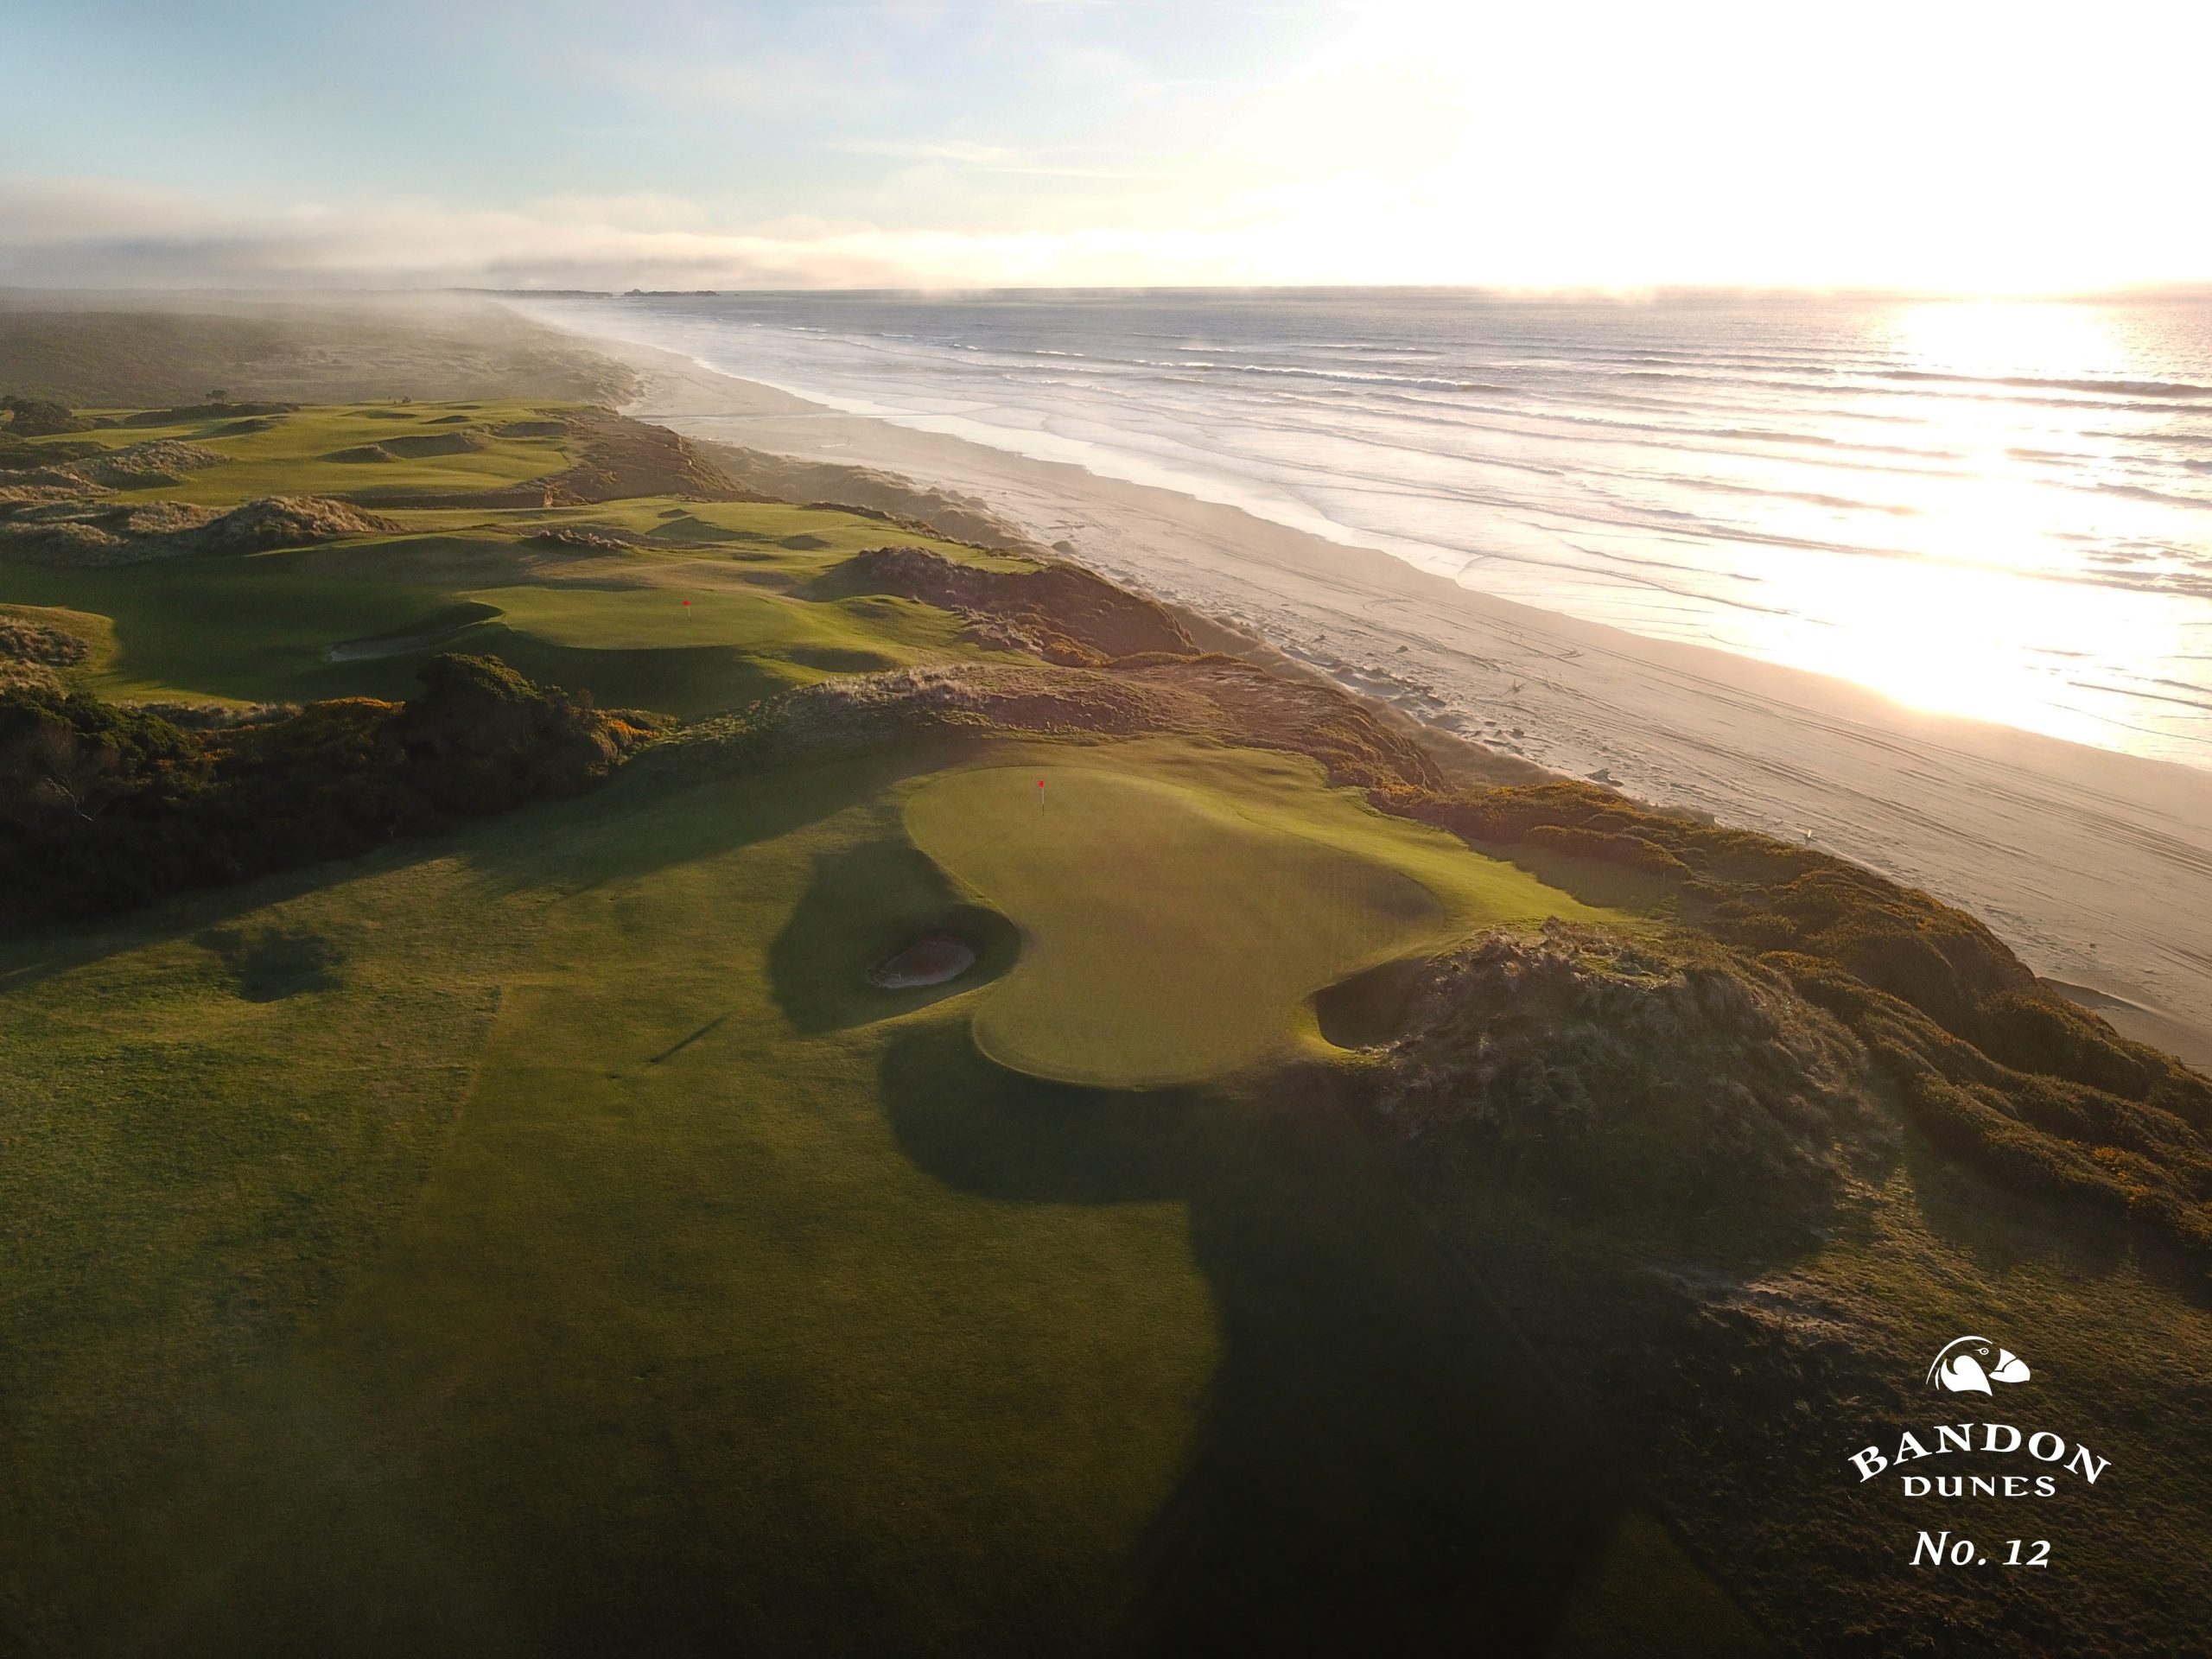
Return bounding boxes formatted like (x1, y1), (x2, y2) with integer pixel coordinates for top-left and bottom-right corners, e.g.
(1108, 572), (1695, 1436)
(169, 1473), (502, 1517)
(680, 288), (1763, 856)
(543, 321), (2212, 1067)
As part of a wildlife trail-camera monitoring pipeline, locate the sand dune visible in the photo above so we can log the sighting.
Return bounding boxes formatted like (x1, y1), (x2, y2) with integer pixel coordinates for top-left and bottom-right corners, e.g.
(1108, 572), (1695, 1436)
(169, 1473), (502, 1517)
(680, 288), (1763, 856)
(571, 330), (2212, 1067)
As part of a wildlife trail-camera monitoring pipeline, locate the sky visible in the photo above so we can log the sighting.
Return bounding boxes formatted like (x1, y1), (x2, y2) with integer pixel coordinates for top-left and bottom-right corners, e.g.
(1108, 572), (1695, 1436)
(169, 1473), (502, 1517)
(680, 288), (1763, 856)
(3, 0), (2209, 294)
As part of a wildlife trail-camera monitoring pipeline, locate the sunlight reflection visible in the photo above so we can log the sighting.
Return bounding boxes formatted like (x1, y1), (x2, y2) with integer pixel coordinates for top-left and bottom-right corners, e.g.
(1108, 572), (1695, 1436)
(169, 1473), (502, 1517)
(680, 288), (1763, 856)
(1738, 301), (2179, 736)
(1890, 301), (2122, 383)
(1767, 558), (2185, 744)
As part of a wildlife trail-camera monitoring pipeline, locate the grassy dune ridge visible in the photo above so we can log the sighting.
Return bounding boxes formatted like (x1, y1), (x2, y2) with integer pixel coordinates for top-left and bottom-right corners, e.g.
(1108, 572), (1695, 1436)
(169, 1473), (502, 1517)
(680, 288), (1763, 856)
(3, 383), (2209, 1655)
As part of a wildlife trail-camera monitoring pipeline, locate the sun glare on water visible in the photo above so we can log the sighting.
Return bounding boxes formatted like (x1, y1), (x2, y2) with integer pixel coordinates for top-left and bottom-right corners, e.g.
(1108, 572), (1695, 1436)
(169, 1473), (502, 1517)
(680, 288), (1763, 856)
(1742, 302), (2196, 746)
(1891, 301), (2121, 378)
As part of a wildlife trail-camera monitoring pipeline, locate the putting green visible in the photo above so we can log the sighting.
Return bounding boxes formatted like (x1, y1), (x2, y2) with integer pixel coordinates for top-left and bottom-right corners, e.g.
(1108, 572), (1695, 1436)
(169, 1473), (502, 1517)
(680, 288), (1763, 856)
(905, 759), (1599, 1087)
(470, 582), (964, 665)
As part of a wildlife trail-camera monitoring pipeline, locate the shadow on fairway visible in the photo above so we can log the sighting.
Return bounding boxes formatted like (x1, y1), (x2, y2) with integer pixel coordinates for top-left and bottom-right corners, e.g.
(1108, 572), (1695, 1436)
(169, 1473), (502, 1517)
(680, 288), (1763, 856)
(767, 838), (1019, 1033)
(880, 1020), (1626, 1655)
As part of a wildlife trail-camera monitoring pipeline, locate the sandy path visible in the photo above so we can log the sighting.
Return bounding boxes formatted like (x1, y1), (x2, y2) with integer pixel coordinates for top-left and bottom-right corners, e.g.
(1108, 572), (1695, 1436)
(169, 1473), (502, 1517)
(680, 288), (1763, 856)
(560, 329), (2212, 1066)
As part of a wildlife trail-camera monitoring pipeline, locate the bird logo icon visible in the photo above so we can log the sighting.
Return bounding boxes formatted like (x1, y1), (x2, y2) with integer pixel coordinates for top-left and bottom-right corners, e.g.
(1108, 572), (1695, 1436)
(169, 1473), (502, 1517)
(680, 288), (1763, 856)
(1926, 1336), (2031, 1395)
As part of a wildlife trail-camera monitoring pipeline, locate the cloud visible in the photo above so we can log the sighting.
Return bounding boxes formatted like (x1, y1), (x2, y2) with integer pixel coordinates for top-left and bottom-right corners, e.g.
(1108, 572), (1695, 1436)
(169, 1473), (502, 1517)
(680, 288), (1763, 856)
(0, 174), (1262, 291)
(827, 138), (1157, 181)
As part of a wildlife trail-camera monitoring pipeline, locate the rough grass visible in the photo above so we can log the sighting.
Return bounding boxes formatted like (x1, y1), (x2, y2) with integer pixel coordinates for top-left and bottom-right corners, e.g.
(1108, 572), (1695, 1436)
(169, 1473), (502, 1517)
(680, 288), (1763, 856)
(0, 601), (112, 689)
(1399, 1118), (2212, 1655)
(1385, 778), (2212, 1265)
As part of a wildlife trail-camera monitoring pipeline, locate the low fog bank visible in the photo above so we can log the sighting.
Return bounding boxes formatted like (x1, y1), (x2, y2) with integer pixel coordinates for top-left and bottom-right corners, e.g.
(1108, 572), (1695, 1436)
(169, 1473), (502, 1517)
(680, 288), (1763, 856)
(0, 290), (634, 407)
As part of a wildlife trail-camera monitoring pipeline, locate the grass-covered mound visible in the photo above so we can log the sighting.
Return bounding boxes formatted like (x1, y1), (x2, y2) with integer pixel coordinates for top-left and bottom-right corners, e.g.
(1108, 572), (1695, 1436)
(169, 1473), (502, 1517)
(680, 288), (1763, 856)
(0, 602), (106, 693)
(1345, 921), (1895, 1243)
(1377, 779), (2212, 1267)
(0, 492), (399, 566)
(826, 543), (1195, 664)
(0, 655), (665, 928)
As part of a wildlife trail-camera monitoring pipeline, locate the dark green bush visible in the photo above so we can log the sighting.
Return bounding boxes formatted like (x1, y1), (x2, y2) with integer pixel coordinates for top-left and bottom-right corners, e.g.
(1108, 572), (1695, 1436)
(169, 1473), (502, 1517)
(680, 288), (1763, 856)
(0, 655), (668, 930)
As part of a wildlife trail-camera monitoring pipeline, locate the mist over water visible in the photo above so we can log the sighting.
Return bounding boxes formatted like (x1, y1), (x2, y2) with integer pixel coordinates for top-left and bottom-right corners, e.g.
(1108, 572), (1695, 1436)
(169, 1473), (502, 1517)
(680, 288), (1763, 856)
(530, 289), (2212, 768)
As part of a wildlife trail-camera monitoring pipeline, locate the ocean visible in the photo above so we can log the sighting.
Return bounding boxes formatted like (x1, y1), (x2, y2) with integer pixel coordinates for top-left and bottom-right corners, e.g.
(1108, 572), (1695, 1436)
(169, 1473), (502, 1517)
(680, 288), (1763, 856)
(523, 289), (2212, 769)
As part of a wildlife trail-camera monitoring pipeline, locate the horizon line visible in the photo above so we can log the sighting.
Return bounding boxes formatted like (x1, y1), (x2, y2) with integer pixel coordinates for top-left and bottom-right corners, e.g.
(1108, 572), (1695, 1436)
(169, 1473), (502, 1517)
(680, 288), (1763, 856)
(5, 280), (2212, 306)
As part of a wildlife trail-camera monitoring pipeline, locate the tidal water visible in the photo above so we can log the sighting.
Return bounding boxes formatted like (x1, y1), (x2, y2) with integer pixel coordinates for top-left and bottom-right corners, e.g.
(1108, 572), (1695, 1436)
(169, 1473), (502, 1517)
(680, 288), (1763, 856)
(527, 289), (2212, 768)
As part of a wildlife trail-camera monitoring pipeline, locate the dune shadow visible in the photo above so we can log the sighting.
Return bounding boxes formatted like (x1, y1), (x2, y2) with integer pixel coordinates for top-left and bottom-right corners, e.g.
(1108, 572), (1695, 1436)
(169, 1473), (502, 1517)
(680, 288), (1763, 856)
(768, 836), (1018, 1034)
(0, 746), (915, 1003)
(0, 844), (455, 1000)
(880, 1020), (1628, 1654)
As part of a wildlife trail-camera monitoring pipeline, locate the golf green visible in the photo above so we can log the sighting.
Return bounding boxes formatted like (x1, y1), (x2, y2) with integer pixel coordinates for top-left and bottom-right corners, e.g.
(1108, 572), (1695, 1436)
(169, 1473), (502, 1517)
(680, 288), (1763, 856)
(906, 758), (1605, 1086)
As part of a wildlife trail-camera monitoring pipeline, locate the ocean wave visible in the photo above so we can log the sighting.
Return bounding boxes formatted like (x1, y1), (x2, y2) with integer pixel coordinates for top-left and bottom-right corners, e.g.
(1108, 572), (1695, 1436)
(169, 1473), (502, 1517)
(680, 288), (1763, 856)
(1879, 369), (2212, 400)
(2096, 482), (2212, 511)
(2068, 680), (2212, 715)
(1306, 342), (1446, 358)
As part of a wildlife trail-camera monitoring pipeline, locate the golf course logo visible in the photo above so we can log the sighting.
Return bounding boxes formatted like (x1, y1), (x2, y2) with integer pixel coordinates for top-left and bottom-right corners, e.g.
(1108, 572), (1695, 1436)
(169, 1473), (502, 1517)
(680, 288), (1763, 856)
(1846, 1330), (2110, 1570)
(1925, 1336), (2031, 1395)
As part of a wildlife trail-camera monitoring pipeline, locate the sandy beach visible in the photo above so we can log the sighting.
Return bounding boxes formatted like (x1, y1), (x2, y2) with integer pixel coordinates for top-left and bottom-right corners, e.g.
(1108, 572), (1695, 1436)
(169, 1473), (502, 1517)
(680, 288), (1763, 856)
(568, 329), (2212, 1067)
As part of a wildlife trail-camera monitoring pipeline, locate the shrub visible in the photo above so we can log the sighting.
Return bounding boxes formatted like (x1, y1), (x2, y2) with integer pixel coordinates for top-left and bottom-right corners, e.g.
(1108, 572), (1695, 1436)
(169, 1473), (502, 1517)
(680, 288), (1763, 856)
(0, 656), (669, 930)
(0, 395), (90, 436)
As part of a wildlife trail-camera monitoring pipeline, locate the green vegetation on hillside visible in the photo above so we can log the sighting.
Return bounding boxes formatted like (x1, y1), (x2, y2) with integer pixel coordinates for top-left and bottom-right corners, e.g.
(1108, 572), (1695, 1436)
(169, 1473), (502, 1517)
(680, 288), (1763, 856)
(1389, 779), (2212, 1265)
(0, 398), (1020, 721)
(0, 654), (665, 927)
(5, 377), (2210, 1657)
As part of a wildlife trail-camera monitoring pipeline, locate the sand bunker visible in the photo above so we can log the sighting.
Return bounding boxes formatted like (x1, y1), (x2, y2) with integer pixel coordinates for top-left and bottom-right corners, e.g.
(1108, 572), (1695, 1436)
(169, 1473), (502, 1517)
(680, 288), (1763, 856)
(868, 934), (976, 989)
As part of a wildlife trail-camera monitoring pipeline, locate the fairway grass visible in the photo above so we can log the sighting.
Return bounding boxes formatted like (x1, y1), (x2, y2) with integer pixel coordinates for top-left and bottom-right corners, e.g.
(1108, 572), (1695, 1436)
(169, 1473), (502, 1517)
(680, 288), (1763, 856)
(70, 401), (580, 503)
(0, 733), (1703, 1654)
(0, 541), (991, 718)
(0, 397), (1017, 716)
(3, 403), (1740, 1652)
(907, 753), (1618, 1086)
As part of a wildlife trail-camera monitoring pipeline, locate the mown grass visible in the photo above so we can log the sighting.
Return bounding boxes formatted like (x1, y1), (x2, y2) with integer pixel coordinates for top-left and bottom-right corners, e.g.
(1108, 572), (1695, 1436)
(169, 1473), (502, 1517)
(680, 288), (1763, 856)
(6, 396), (1019, 714)
(0, 438), (1019, 720)
(0, 732), (1723, 1655)
(3, 400), (1762, 1654)
(908, 749), (1618, 1086)
(67, 401), (577, 501)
